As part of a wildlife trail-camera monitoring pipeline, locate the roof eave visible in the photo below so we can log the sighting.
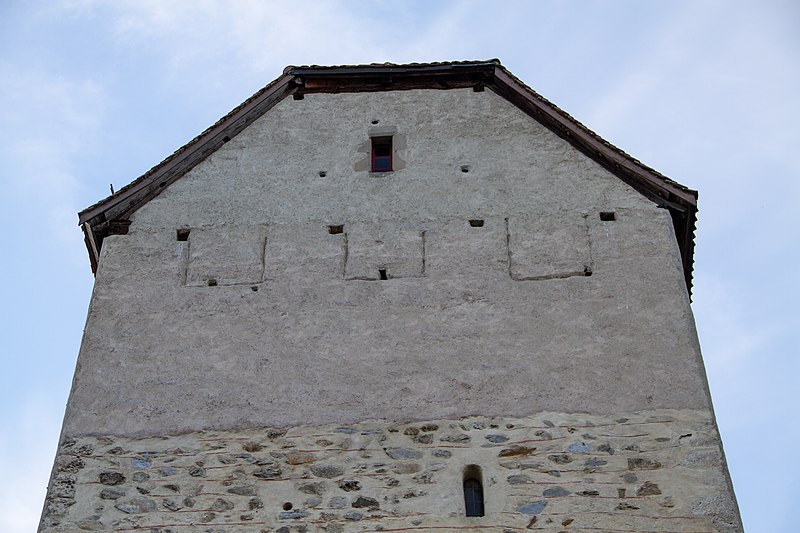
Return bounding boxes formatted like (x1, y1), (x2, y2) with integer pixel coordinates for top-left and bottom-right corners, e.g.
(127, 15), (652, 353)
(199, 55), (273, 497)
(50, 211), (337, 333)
(79, 73), (296, 226)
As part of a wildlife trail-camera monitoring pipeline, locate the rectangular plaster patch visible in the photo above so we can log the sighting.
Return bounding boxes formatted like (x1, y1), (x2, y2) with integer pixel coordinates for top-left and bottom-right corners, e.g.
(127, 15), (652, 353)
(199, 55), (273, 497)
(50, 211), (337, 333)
(507, 214), (592, 280)
(264, 224), (347, 280)
(184, 225), (267, 286)
(344, 222), (425, 280)
(425, 217), (508, 279)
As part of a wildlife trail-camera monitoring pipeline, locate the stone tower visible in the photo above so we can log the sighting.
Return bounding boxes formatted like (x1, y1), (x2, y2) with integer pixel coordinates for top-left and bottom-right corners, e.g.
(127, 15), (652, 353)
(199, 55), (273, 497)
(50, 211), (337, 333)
(41, 60), (742, 532)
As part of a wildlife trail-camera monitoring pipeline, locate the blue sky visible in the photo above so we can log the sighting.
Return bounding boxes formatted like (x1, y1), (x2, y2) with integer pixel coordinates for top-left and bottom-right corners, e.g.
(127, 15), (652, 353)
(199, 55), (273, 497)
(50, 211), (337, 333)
(1, 1), (797, 531)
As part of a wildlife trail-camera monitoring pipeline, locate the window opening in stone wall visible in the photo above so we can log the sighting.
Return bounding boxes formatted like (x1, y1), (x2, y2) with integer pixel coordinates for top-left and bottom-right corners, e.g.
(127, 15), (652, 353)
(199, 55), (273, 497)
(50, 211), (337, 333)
(371, 136), (393, 172)
(463, 465), (485, 517)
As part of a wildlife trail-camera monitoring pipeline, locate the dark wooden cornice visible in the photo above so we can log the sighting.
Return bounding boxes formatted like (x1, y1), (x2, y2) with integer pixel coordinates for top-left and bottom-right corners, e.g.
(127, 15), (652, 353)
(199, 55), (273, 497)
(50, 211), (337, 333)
(79, 60), (697, 294)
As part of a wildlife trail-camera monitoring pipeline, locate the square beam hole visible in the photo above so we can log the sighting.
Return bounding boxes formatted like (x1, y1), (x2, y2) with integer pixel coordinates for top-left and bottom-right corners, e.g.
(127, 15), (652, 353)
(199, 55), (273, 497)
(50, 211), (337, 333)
(176, 228), (190, 241)
(468, 219), (484, 227)
(328, 225), (344, 235)
(599, 212), (616, 221)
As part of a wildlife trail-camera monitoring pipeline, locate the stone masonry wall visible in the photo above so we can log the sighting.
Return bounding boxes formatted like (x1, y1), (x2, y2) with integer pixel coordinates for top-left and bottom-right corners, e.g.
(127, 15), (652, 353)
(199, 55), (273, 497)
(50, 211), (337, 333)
(50, 86), (740, 531)
(42, 409), (740, 532)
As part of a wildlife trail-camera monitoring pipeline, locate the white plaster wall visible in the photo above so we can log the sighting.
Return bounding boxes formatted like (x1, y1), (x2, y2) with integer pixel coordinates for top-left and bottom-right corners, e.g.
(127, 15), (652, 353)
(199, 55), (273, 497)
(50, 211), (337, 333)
(62, 88), (708, 437)
(132, 89), (653, 229)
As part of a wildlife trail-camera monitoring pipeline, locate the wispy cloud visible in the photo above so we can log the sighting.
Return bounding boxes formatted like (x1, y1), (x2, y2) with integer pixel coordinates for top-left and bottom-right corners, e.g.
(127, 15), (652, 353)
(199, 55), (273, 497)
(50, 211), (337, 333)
(64, 1), (402, 88)
(0, 63), (102, 533)
(586, 0), (800, 176)
(0, 395), (63, 533)
(46, 0), (497, 92)
(694, 276), (763, 383)
(0, 62), (106, 253)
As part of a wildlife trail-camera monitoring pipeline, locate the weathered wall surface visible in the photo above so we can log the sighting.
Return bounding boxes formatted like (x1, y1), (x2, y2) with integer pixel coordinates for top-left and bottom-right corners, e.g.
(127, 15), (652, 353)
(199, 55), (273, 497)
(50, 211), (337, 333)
(42, 409), (740, 532)
(46, 86), (743, 532)
(62, 88), (708, 437)
(131, 88), (657, 230)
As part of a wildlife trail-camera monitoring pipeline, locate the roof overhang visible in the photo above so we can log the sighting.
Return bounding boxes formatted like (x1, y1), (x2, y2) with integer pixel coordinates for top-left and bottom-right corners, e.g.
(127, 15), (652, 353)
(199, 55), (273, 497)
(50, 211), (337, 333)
(78, 60), (698, 294)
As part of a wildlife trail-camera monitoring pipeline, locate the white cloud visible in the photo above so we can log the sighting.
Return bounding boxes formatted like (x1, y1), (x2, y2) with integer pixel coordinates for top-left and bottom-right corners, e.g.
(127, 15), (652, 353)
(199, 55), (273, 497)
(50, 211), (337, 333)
(693, 275), (765, 390)
(0, 62), (106, 254)
(0, 395), (63, 533)
(45, 0), (495, 94)
(82, 1), (397, 84)
(0, 62), (102, 533)
(585, 1), (718, 136)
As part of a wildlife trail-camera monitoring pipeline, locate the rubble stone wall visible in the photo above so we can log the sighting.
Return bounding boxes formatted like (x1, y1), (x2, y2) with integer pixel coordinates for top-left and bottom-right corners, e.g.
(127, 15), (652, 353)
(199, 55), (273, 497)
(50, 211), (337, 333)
(42, 409), (740, 532)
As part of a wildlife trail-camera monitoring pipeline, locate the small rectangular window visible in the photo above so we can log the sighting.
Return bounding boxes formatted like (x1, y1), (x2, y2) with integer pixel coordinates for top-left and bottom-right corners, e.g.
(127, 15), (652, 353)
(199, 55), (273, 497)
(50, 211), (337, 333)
(371, 136), (392, 172)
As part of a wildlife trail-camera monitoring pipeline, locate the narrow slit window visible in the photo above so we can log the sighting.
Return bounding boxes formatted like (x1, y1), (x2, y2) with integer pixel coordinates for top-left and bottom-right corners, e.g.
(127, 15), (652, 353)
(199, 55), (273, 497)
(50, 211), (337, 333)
(463, 465), (485, 517)
(371, 136), (393, 172)
(464, 478), (484, 517)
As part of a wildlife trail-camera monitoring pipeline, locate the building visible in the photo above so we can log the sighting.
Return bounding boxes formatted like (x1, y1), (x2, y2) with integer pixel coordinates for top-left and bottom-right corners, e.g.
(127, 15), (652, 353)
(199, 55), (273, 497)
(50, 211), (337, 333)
(41, 60), (742, 532)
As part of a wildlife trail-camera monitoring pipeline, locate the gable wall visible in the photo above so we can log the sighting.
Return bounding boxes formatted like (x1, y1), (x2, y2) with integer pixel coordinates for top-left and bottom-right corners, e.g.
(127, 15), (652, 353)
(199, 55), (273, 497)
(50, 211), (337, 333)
(132, 88), (654, 229)
(64, 88), (707, 437)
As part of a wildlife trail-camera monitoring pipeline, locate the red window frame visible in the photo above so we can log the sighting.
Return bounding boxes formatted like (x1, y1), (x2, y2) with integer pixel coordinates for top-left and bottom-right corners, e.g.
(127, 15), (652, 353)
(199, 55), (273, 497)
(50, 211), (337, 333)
(371, 136), (393, 172)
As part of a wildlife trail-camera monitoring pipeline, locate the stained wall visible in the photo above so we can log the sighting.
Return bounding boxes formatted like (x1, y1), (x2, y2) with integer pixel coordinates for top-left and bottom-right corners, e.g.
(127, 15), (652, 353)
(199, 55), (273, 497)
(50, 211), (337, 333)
(42, 87), (741, 531)
(63, 88), (707, 436)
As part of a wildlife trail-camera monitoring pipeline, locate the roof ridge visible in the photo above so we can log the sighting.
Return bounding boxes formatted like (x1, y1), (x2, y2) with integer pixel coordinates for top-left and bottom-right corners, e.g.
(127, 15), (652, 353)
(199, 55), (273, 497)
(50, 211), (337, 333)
(284, 59), (501, 74)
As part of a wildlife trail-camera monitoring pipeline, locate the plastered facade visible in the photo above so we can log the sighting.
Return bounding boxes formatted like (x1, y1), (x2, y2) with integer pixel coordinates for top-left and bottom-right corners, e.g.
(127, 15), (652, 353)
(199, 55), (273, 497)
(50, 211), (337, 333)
(63, 89), (708, 436)
(44, 86), (741, 531)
